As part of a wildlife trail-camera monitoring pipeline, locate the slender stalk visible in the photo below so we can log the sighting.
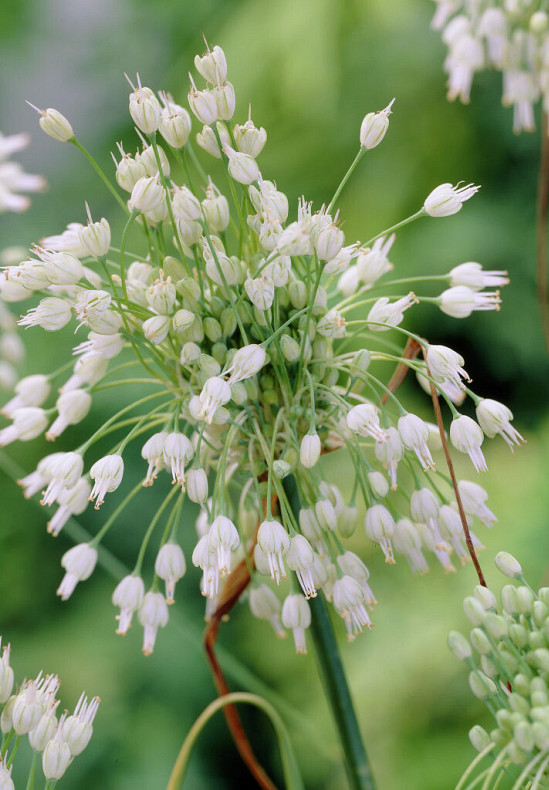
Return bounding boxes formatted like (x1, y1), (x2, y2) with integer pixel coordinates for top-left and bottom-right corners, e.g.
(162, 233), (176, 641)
(71, 139), (129, 214)
(282, 475), (376, 790)
(421, 347), (487, 587)
(327, 148), (365, 215)
(536, 111), (549, 357)
(364, 209), (425, 246)
(25, 752), (38, 790)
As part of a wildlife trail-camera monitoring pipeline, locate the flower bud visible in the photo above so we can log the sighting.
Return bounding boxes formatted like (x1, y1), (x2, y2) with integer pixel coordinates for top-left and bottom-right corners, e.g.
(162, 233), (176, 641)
(155, 542), (186, 603)
(495, 551), (522, 579)
(234, 120), (267, 157)
(42, 733), (71, 779)
(159, 101), (192, 148)
(194, 45), (228, 84)
(31, 105), (74, 142)
(300, 432), (321, 468)
(469, 670), (496, 699)
(143, 315), (170, 345)
(224, 146), (260, 185)
(187, 468), (208, 504)
(424, 182), (480, 218)
(469, 725), (491, 752)
(448, 630), (472, 660)
(129, 85), (161, 134)
(188, 77), (218, 125)
(359, 99), (394, 149)
(129, 176), (165, 214)
(78, 216), (111, 258)
(57, 543), (98, 600)
(213, 82), (236, 121)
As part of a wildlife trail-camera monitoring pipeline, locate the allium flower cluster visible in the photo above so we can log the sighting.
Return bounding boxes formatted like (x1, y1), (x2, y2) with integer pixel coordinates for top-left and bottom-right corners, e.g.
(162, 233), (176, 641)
(0, 637), (99, 785)
(450, 553), (549, 785)
(432, 0), (549, 132)
(0, 41), (520, 656)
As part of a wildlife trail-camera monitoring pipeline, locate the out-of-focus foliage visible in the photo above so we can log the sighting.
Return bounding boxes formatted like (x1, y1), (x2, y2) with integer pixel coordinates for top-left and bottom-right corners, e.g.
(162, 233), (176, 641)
(0, 0), (548, 788)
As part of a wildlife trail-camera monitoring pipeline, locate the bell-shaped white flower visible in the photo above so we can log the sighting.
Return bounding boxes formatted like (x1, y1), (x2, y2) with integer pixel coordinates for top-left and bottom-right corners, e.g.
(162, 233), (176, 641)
(138, 591), (169, 656)
(346, 403), (388, 442)
(257, 519), (290, 583)
(398, 413), (434, 470)
(359, 98), (395, 149)
(424, 182), (480, 217)
(18, 297), (72, 331)
(286, 534), (316, 599)
(333, 576), (373, 640)
(89, 454), (124, 508)
(392, 519), (429, 575)
(364, 504), (395, 563)
(457, 480), (497, 526)
(61, 692), (100, 756)
(208, 516), (240, 574)
(476, 398), (524, 451)
(450, 415), (487, 472)
(194, 45), (228, 84)
(128, 82), (161, 134)
(155, 542), (186, 603)
(57, 543), (98, 600)
(163, 432), (194, 486)
(187, 468), (209, 504)
(439, 286), (500, 318)
(426, 344), (470, 391)
(281, 594), (311, 654)
(0, 407), (48, 446)
(249, 585), (285, 638)
(141, 431), (168, 486)
(46, 389), (92, 441)
(366, 293), (417, 331)
(449, 262), (509, 291)
(112, 574), (145, 635)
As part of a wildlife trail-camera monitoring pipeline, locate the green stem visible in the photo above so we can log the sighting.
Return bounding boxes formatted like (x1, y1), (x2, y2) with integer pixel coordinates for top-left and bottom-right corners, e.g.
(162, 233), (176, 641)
(364, 208), (426, 246)
(165, 692), (304, 790)
(26, 752), (38, 790)
(327, 147), (366, 215)
(71, 139), (129, 213)
(282, 475), (375, 790)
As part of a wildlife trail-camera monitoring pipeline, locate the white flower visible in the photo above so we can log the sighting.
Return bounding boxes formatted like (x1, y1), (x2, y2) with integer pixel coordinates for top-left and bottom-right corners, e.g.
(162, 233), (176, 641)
(476, 398), (524, 450)
(249, 585), (285, 637)
(346, 403), (388, 442)
(18, 297), (72, 331)
(159, 97), (192, 148)
(143, 315), (170, 344)
(129, 176), (165, 214)
(57, 543), (98, 600)
(73, 331), (125, 361)
(333, 576), (372, 639)
(187, 468), (209, 504)
(208, 516), (240, 573)
(364, 504), (395, 563)
(194, 45), (228, 84)
(78, 214), (111, 259)
(213, 82), (236, 120)
(0, 643), (14, 704)
(366, 293), (417, 330)
(138, 591), (169, 655)
(61, 692), (100, 756)
(317, 309), (346, 338)
(234, 119), (267, 158)
(356, 234), (394, 286)
(410, 487), (445, 549)
(112, 574), (145, 635)
(374, 427), (403, 489)
(494, 551), (522, 579)
(257, 520), (290, 583)
(398, 413), (434, 470)
(359, 98), (395, 149)
(225, 344), (266, 384)
(315, 224), (345, 262)
(450, 415), (487, 472)
(162, 432), (194, 486)
(0, 407), (48, 446)
(392, 519), (429, 575)
(89, 454), (124, 508)
(128, 83), (161, 134)
(48, 477), (91, 536)
(40, 451), (84, 506)
(197, 376), (231, 423)
(46, 389), (92, 441)
(29, 105), (74, 142)
(155, 543), (186, 603)
(457, 480), (497, 526)
(224, 146), (260, 185)
(367, 470), (389, 500)
(141, 431), (167, 486)
(1, 374), (50, 417)
(439, 286), (500, 318)
(449, 262), (509, 291)
(300, 432), (321, 468)
(61, 355), (108, 392)
(281, 594), (311, 654)
(424, 182), (480, 217)
(426, 344), (470, 390)
(336, 551), (377, 607)
(286, 534), (316, 598)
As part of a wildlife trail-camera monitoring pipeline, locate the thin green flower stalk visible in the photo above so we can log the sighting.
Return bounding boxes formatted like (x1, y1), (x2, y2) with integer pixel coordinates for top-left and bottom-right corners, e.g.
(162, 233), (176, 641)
(0, 636), (99, 788)
(451, 552), (549, 789)
(0, 43), (521, 664)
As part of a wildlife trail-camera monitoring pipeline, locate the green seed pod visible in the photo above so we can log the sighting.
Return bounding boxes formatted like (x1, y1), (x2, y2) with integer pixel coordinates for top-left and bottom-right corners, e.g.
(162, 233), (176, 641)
(211, 342), (227, 366)
(298, 315), (316, 340)
(289, 280), (307, 310)
(230, 382), (247, 405)
(282, 448), (299, 471)
(260, 374), (274, 390)
(277, 287), (290, 308)
(469, 725), (491, 752)
(509, 623), (528, 649)
(516, 586), (535, 615)
(162, 255), (186, 281)
(534, 601), (549, 628)
(199, 354), (221, 378)
(531, 707), (549, 729)
(209, 295), (225, 319)
(473, 585), (497, 611)
(203, 316), (222, 343)
(484, 613), (509, 640)
(350, 349), (372, 376)
(508, 693), (531, 717)
(464, 596), (486, 626)
(273, 460), (291, 479)
(532, 722), (549, 751)
(448, 631), (472, 661)
(323, 368), (339, 387)
(280, 334), (301, 363)
(244, 377), (259, 401)
(313, 336), (330, 360)
(173, 308), (195, 333)
(182, 316), (204, 343)
(220, 307), (237, 338)
(528, 630), (546, 651)
(513, 674), (531, 697)
(263, 389), (279, 406)
(253, 306), (268, 327)
(176, 276), (201, 303)
(180, 341), (201, 365)
(480, 654), (498, 679)
(470, 627), (492, 655)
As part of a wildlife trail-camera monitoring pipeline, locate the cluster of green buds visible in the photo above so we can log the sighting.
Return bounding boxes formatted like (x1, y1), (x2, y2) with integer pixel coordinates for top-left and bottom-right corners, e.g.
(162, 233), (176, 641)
(0, 637), (99, 788)
(450, 552), (549, 787)
(0, 40), (519, 657)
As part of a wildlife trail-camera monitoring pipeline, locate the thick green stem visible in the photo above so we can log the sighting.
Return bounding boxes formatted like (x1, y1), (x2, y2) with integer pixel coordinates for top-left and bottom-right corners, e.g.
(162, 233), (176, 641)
(282, 476), (376, 790)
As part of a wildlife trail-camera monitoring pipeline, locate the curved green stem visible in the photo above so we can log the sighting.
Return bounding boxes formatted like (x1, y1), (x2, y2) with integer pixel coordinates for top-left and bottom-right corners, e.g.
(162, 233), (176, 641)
(165, 692), (304, 790)
(283, 475), (376, 790)
(71, 139), (129, 213)
(327, 147), (366, 215)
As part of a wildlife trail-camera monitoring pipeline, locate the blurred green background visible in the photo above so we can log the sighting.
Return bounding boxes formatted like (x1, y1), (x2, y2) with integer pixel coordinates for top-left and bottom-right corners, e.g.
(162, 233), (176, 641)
(1, 0), (548, 788)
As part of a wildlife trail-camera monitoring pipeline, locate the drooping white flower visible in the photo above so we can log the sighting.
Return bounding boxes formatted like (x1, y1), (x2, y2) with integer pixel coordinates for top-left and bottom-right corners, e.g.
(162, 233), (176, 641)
(155, 542), (186, 603)
(1, 374), (50, 417)
(426, 344), (470, 390)
(112, 574), (145, 635)
(57, 543), (98, 600)
(0, 407), (48, 446)
(398, 413), (434, 470)
(476, 398), (524, 450)
(286, 534), (316, 599)
(46, 389), (92, 441)
(281, 594), (311, 654)
(249, 585), (285, 638)
(364, 504), (395, 563)
(162, 432), (194, 486)
(458, 480), (497, 526)
(333, 576), (372, 640)
(346, 403), (388, 442)
(48, 477), (91, 536)
(257, 520), (290, 584)
(89, 454), (124, 508)
(138, 591), (169, 655)
(208, 516), (240, 574)
(450, 415), (487, 472)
